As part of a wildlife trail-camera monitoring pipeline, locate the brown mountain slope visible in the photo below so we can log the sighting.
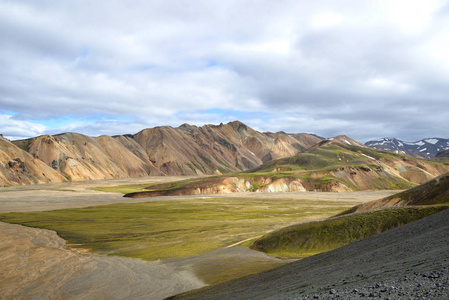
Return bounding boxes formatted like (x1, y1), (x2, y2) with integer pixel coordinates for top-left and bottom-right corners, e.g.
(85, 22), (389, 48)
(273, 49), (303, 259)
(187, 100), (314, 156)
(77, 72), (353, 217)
(128, 121), (318, 176)
(343, 172), (449, 214)
(14, 133), (151, 181)
(0, 136), (66, 186)
(10, 121), (321, 184)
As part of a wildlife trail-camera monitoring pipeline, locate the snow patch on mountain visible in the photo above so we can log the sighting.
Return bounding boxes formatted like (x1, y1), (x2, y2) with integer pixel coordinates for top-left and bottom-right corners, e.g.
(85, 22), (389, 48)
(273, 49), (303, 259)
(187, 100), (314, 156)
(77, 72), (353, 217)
(361, 153), (376, 160)
(365, 137), (449, 159)
(425, 138), (439, 144)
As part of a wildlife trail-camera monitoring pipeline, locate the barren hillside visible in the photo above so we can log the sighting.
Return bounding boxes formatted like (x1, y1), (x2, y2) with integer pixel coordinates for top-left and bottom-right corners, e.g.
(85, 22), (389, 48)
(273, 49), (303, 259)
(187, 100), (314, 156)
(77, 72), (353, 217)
(0, 136), (66, 186)
(8, 121), (321, 185)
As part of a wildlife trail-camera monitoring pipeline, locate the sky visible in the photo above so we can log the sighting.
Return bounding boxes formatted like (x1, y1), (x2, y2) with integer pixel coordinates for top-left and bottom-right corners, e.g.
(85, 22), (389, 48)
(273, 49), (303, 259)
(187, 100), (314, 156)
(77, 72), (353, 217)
(1, 0), (449, 143)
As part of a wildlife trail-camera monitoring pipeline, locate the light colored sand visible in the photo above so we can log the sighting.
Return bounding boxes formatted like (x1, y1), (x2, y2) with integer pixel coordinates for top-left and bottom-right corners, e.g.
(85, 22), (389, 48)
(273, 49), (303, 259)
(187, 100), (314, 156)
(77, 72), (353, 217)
(0, 176), (397, 213)
(0, 221), (205, 300)
(0, 176), (194, 213)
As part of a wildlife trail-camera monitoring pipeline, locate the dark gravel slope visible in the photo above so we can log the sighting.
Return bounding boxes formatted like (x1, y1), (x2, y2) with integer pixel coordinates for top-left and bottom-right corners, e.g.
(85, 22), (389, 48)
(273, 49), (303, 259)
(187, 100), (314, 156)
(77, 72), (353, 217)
(173, 209), (449, 299)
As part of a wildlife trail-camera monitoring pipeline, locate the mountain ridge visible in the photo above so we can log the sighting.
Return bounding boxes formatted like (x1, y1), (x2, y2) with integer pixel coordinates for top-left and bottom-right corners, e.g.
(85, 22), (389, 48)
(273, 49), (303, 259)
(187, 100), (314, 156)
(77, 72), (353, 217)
(2, 121), (321, 186)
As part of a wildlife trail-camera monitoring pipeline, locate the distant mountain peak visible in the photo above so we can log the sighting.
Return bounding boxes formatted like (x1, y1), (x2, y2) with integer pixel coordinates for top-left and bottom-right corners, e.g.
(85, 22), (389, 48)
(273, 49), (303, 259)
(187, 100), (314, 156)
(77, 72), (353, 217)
(365, 137), (449, 159)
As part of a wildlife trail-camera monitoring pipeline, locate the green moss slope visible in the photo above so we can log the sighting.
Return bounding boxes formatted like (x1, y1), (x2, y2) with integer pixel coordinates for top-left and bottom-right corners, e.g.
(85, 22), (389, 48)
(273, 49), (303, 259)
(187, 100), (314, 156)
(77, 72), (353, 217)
(251, 205), (449, 258)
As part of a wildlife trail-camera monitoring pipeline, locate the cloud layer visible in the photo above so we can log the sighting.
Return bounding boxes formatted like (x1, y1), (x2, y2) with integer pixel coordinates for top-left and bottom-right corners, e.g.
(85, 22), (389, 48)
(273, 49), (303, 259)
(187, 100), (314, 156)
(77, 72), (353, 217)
(1, 0), (449, 142)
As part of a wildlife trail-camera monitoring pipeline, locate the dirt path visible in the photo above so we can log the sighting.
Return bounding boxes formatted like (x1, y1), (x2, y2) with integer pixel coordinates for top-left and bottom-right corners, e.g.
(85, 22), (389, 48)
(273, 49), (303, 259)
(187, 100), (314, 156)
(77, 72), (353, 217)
(0, 221), (205, 300)
(225, 236), (263, 248)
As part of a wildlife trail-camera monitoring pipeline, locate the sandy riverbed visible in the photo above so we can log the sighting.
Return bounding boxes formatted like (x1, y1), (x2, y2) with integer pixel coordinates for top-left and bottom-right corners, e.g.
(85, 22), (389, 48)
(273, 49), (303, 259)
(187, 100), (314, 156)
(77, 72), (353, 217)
(0, 176), (396, 213)
(0, 221), (205, 300)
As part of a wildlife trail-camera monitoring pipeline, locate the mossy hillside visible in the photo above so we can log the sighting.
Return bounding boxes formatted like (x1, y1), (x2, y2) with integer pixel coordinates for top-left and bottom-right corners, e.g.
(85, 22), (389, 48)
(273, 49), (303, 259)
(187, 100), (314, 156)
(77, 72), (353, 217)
(248, 143), (371, 173)
(251, 205), (449, 258)
(383, 172), (449, 205)
(251, 142), (447, 174)
(101, 143), (445, 197)
(369, 176), (415, 190)
(0, 197), (355, 262)
(337, 172), (449, 216)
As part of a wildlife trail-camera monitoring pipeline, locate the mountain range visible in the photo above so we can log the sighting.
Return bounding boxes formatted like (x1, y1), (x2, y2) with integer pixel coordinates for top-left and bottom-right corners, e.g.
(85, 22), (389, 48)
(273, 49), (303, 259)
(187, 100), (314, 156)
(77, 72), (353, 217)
(2, 121), (449, 188)
(1, 121), (320, 186)
(365, 137), (449, 159)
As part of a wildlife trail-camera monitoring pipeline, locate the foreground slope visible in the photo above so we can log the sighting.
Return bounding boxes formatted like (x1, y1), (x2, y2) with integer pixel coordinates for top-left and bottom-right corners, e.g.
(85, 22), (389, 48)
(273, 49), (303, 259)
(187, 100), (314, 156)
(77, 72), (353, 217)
(251, 172), (449, 258)
(250, 205), (448, 258)
(11, 121), (321, 184)
(0, 222), (204, 300)
(172, 208), (449, 299)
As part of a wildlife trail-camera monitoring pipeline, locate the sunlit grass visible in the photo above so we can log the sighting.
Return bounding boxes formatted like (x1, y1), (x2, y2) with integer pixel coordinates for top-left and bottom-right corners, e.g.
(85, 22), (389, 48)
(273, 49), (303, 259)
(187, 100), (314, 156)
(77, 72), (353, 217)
(0, 197), (358, 261)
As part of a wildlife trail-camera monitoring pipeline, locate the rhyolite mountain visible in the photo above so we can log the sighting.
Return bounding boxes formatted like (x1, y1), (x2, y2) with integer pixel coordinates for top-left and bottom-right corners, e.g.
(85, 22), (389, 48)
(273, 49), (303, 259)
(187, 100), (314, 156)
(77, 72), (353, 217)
(125, 136), (449, 198)
(3, 121), (321, 186)
(365, 137), (449, 159)
(0, 135), (66, 186)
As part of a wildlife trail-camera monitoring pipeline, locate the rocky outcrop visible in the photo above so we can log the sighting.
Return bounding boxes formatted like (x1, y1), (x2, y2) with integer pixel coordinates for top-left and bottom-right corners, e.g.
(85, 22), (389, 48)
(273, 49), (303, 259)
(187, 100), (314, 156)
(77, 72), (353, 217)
(124, 176), (313, 198)
(124, 175), (351, 198)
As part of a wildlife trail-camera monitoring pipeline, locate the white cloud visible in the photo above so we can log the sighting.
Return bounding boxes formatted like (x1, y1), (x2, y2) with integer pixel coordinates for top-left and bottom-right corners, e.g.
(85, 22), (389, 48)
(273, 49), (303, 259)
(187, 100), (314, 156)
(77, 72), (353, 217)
(311, 12), (344, 29)
(0, 115), (48, 140)
(0, 0), (448, 142)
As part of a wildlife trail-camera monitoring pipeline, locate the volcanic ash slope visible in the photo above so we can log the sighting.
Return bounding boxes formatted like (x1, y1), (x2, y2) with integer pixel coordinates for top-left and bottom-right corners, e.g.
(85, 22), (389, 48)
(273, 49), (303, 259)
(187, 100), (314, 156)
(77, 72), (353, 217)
(173, 209), (449, 299)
